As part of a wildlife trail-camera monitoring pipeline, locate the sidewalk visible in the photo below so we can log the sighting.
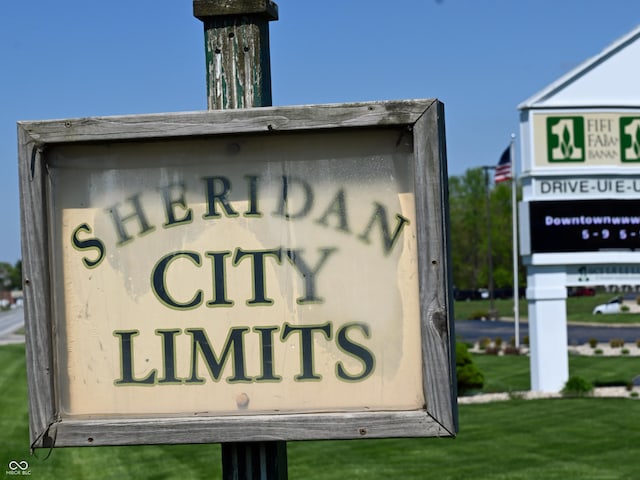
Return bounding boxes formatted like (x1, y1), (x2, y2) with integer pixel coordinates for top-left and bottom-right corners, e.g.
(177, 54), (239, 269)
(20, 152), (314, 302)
(0, 332), (25, 346)
(459, 386), (639, 404)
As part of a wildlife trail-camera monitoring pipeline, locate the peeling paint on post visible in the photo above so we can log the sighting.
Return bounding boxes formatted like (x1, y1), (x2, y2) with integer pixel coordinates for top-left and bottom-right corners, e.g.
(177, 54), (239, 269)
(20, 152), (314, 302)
(193, 0), (278, 110)
(193, 1), (285, 478)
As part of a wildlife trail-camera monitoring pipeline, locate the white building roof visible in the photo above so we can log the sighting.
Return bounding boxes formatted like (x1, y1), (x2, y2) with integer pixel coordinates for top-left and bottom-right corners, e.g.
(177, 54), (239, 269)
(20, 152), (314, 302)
(519, 24), (640, 110)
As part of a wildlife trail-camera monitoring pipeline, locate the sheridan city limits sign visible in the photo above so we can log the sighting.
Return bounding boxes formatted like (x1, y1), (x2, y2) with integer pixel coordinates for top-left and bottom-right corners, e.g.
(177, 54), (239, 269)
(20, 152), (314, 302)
(18, 100), (456, 448)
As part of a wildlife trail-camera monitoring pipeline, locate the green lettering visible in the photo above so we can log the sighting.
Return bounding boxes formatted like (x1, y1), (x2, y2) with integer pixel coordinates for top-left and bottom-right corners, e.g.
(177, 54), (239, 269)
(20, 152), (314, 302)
(281, 322), (332, 381)
(315, 188), (350, 233)
(71, 223), (105, 268)
(253, 326), (282, 382)
(156, 329), (182, 384)
(151, 251), (203, 309)
(285, 248), (337, 304)
(114, 330), (156, 385)
(205, 251), (234, 307)
(273, 176), (313, 220)
(106, 193), (155, 246)
(233, 248), (282, 305)
(160, 183), (193, 228)
(202, 176), (238, 218)
(357, 202), (409, 255)
(244, 175), (261, 217)
(185, 327), (251, 383)
(336, 323), (375, 381)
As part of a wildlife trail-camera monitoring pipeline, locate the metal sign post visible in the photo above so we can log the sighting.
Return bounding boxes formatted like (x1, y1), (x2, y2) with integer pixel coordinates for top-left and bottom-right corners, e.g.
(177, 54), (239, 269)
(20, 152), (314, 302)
(193, 1), (285, 478)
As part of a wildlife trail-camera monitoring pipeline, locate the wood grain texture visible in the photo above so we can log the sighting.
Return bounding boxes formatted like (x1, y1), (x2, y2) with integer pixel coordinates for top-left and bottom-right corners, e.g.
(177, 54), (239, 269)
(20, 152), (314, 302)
(194, 0), (277, 110)
(53, 410), (451, 447)
(413, 101), (458, 435)
(202, 16), (273, 109)
(17, 126), (58, 449)
(17, 100), (437, 145)
(194, 0), (278, 20)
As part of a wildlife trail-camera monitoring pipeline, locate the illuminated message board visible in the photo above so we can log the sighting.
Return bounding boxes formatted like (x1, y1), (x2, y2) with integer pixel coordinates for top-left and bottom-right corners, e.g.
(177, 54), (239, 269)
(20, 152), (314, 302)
(528, 199), (640, 253)
(18, 100), (456, 448)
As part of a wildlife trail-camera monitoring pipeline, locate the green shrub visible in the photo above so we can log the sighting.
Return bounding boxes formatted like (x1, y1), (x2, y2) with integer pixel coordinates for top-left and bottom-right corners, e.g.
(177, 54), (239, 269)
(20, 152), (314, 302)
(610, 338), (625, 348)
(594, 348), (603, 355)
(494, 337), (503, 347)
(455, 342), (484, 395)
(588, 338), (598, 348)
(522, 335), (529, 346)
(503, 345), (520, 355)
(470, 310), (489, 320)
(621, 304), (630, 312)
(478, 337), (491, 350)
(622, 348), (630, 355)
(562, 376), (594, 397)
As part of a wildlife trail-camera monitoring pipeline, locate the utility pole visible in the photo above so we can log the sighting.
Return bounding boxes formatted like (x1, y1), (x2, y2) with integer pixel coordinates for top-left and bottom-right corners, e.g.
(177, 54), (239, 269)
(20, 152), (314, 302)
(192, 2), (286, 478)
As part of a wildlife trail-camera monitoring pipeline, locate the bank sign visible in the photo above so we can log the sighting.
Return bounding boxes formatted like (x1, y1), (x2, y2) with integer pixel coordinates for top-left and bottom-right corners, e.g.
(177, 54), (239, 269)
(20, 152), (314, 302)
(532, 112), (640, 168)
(18, 100), (456, 448)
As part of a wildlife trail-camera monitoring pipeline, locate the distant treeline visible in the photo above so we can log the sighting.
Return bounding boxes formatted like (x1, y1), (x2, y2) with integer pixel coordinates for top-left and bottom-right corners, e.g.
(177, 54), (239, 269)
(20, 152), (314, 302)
(449, 168), (524, 292)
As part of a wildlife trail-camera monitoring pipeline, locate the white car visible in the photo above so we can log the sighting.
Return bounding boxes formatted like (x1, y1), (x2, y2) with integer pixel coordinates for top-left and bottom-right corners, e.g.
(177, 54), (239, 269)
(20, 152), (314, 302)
(592, 296), (623, 314)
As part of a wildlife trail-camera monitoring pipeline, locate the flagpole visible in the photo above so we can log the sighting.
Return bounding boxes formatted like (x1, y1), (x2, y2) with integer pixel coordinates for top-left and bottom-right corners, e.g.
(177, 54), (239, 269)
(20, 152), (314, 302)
(510, 134), (520, 348)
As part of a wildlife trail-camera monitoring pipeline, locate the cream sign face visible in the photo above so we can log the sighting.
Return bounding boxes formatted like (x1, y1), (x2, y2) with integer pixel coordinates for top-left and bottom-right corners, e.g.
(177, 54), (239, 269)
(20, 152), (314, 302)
(49, 130), (422, 417)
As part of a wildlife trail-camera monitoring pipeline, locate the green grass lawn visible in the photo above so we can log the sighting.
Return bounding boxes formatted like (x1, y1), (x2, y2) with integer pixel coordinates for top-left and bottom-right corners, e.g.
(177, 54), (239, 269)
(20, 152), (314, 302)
(472, 353), (640, 393)
(289, 399), (640, 479)
(454, 291), (640, 324)
(3, 343), (640, 479)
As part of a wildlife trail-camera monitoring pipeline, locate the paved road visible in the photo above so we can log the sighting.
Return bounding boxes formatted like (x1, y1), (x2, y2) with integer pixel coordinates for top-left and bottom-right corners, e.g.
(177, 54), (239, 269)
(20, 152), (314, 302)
(0, 308), (24, 334)
(455, 318), (640, 345)
(2, 308), (639, 346)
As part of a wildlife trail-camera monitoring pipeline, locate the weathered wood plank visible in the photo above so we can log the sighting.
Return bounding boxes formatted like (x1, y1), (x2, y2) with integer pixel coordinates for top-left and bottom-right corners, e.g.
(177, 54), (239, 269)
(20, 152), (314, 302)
(202, 17), (273, 109)
(53, 410), (451, 447)
(17, 100), (437, 145)
(194, 0), (278, 20)
(413, 101), (458, 435)
(17, 125), (57, 449)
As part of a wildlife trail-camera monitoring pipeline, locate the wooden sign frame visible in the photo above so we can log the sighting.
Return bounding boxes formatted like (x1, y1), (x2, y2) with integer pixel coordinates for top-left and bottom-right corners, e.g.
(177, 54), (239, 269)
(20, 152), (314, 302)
(18, 99), (456, 449)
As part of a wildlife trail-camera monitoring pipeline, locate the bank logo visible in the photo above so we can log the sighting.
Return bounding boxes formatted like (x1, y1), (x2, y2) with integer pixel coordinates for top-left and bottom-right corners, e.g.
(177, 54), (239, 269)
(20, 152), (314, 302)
(620, 117), (640, 162)
(6, 460), (31, 476)
(547, 117), (585, 162)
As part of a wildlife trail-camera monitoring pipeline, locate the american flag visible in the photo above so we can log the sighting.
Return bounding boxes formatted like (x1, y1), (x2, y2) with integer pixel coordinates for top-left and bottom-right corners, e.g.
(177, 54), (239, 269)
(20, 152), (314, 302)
(494, 146), (511, 183)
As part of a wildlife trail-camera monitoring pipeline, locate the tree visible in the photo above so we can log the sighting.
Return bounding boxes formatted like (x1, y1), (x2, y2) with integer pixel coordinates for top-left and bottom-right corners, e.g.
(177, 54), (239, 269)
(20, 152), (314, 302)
(0, 260), (22, 291)
(448, 168), (524, 291)
(448, 169), (487, 289)
(9, 260), (22, 289)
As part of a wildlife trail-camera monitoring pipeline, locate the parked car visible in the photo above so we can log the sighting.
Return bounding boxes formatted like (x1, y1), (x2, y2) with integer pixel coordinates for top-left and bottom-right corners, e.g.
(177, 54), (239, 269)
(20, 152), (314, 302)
(592, 296), (623, 314)
(453, 286), (524, 301)
(453, 288), (481, 301)
(568, 286), (596, 297)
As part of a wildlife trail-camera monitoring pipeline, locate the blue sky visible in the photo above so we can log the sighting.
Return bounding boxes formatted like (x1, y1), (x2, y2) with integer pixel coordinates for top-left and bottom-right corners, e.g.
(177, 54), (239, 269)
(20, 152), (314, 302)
(1, 0), (638, 264)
